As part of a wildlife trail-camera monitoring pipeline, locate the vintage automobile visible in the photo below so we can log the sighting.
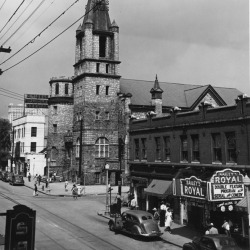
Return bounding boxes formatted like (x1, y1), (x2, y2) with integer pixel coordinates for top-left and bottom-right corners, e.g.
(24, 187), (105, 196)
(108, 210), (163, 238)
(9, 175), (25, 186)
(183, 234), (241, 250)
(2, 172), (13, 182)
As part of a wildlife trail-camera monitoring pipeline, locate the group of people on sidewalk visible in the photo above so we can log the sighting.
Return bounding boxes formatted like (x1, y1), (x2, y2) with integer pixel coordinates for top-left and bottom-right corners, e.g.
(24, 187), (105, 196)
(152, 201), (173, 233)
(205, 219), (232, 236)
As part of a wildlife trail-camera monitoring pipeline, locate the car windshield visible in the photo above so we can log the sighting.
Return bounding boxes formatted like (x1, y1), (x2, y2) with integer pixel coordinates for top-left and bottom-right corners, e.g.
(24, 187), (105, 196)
(141, 215), (153, 220)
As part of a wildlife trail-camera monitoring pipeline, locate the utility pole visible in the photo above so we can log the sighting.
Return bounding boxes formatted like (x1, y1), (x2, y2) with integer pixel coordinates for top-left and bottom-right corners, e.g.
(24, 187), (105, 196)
(79, 118), (83, 184)
(11, 128), (14, 173)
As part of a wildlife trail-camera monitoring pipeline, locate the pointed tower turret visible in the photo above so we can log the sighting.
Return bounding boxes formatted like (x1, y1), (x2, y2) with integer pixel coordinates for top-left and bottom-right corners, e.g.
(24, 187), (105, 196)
(150, 75), (163, 116)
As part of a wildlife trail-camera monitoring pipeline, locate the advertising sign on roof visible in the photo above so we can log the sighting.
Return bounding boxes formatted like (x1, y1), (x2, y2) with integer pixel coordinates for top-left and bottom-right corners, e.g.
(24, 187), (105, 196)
(209, 168), (244, 201)
(180, 176), (207, 200)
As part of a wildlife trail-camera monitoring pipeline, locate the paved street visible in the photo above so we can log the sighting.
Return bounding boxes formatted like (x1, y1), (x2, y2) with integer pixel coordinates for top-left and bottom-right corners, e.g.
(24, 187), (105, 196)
(0, 180), (202, 250)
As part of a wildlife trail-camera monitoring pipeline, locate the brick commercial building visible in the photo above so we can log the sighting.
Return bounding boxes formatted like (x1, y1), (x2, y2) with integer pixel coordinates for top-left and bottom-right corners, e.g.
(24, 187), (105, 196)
(129, 94), (250, 240)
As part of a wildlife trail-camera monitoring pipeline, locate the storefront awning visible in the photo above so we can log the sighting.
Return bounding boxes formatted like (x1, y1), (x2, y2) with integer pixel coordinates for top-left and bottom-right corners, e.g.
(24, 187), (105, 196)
(235, 194), (250, 212)
(144, 179), (173, 198)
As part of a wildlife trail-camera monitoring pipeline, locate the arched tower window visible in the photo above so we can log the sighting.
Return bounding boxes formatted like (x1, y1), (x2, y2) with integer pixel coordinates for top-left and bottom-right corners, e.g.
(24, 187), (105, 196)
(95, 137), (109, 158)
(99, 36), (106, 57)
(65, 84), (69, 95)
(55, 83), (59, 95)
(76, 137), (80, 158)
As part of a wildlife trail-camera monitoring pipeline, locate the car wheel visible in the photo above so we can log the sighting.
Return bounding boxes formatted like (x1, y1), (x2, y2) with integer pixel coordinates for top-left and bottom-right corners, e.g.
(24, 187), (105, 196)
(109, 222), (115, 231)
(183, 243), (195, 250)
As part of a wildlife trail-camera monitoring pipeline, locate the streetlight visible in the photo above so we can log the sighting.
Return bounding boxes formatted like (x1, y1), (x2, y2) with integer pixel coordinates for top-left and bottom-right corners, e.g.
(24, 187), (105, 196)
(243, 174), (250, 248)
(105, 164), (110, 214)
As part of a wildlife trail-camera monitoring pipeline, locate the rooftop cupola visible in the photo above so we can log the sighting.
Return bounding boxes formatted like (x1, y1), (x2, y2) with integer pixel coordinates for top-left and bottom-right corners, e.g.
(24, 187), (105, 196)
(150, 74), (163, 100)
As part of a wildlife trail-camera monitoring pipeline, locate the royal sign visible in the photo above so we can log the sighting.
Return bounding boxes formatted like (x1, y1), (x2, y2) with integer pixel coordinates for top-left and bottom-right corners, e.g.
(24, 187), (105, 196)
(209, 169), (244, 201)
(180, 176), (207, 199)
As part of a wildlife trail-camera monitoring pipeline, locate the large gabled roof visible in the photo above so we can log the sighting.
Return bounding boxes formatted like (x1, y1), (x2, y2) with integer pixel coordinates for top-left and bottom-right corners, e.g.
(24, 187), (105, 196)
(120, 78), (242, 109)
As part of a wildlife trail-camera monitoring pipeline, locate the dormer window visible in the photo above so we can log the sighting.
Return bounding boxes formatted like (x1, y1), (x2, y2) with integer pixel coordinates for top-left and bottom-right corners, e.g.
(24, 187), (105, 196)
(99, 36), (106, 57)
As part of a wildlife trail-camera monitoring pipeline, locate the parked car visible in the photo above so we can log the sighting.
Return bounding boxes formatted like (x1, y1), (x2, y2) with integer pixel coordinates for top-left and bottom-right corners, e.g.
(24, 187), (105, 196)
(2, 172), (13, 182)
(9, 175), (25, 186)
(182, 234), (241, 250)
(108, 210), (163, 238)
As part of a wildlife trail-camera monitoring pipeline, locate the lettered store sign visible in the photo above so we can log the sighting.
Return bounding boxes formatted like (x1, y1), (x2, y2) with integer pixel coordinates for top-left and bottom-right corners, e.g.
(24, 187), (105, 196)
(209, 168), (244, 201)
(180, 176), (207, 200)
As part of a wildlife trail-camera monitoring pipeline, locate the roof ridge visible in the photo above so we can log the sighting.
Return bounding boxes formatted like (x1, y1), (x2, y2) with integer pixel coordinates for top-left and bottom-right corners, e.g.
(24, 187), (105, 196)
(184, 85), (210, 92)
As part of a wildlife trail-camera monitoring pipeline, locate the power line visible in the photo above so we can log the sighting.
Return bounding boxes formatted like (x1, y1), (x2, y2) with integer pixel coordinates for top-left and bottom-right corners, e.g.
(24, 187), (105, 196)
(0, 87), (23, 97)
(0, 0), (7, 13)
(0, 0), (35, 43)
(1, 0), (46, 47)
(9, 0), (56, 49)
(0, 93), (24, 101)
(1, 1), (100, 74)
(0, 0), (79, 66)
(0, 0), (26, 35)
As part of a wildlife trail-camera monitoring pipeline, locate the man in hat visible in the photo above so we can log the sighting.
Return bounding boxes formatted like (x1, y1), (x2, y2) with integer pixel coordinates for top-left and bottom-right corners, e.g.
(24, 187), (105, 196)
(153, 208), (160, 221)
(206, 223), (218, 235)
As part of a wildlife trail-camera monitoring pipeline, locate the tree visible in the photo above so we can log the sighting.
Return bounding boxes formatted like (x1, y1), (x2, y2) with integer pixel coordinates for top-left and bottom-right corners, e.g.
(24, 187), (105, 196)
(0, 118), (11, 169)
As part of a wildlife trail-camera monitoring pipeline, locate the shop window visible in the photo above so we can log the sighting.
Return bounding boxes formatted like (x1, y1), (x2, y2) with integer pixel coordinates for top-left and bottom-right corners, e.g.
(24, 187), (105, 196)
(181, 135), (188, 162)
(134, 139), (139, 160)
(55, 83), (59, 95)
(163, 136), (171, 161)
(31, 127), (37, 137)
(30, 142), (36, 153)
(99, 36), (106, 57)
(212, 133), (222, 162)
(191, 135), (200, 162)
(76, 138), (80, 158)
(155, 137), (161, 161)
(141, 138), (147, 160)
(95, 137), (109, 158)
(225, 132), (237, 163)
(96, 85), (100, 95)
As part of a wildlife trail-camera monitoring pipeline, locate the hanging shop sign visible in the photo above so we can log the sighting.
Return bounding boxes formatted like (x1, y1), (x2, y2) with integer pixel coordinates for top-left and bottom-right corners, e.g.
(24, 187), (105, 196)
(209, 168), (244, 201)
(180, 176), (207, 199)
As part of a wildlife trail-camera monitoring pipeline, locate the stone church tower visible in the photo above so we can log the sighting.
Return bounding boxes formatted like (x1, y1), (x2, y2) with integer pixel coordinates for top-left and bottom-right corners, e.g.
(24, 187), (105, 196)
(47, 77), (74, 176)
(72, 0), (122, 185)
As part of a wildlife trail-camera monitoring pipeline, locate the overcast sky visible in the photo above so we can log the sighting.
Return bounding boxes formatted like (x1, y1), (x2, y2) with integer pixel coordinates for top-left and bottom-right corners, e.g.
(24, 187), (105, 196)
(0, 0), (249, 118)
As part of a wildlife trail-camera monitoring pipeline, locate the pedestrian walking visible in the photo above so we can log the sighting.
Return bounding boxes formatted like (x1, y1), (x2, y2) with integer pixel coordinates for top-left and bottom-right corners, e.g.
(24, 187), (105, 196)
(65, 180), (68, 191)
(33, 184), (38, 196)
(222, 219), (231, 237)
(45, 179), (48, 188)
(28, 173), (31, 182)
(38, 175), (41, 186)
(164, 208), (173, 233)
(159, 201), (167, 227)
(153, 208), (160, 222)
(116, 194), (122, 214)
(130, 196), (137, 210)
(205, 223), (218, 235)
(71, 184), (78, 200)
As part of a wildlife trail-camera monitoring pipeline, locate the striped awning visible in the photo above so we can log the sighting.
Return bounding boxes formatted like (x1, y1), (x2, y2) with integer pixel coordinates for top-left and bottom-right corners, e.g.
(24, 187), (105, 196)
(235, 194), (250, 212)
(144, 179), (173, 198)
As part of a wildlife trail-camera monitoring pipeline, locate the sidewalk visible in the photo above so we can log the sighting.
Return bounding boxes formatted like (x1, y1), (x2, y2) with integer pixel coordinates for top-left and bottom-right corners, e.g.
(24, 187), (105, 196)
(24, 177), (201, 247)
(23, 177), (129, 197)
(98, 207), (202, 248)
